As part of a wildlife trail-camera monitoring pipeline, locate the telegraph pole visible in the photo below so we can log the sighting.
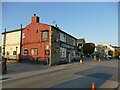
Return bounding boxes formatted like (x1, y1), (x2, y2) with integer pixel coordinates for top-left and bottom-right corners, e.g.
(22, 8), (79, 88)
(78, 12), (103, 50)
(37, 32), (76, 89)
(19, 24), (22, 62)
(2, 28), (7, 74)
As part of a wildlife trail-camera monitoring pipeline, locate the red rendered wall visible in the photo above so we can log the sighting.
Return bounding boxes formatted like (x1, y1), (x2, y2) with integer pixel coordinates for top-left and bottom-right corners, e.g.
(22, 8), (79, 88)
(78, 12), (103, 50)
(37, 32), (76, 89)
(22, 16), (51, 61)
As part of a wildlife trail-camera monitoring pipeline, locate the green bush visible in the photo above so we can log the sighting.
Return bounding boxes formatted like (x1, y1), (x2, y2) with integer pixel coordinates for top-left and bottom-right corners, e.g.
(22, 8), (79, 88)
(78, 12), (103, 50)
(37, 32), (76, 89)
(37, 58), (48, 65)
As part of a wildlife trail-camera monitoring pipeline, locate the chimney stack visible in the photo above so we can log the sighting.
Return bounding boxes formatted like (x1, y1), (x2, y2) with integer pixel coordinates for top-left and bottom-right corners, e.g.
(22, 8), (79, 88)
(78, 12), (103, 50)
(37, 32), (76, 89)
(31, 14), (39, 23)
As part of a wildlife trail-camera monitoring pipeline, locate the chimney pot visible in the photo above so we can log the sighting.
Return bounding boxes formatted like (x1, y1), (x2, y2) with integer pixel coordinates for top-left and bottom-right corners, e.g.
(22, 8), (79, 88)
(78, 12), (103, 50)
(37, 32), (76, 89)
(31, 14), (39, 23)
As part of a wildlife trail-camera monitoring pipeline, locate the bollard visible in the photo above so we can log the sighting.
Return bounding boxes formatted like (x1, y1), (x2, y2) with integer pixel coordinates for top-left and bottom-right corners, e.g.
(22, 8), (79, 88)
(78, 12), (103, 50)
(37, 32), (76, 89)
(2, 58), (7, 74)
(19, 58), (22, 63)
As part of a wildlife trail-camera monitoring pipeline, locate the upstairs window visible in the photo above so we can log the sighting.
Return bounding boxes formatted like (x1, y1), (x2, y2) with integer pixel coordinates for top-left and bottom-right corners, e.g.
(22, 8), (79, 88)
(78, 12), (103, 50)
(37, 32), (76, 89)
(60, 32), (66, 42)
(42, 31), (48, 41)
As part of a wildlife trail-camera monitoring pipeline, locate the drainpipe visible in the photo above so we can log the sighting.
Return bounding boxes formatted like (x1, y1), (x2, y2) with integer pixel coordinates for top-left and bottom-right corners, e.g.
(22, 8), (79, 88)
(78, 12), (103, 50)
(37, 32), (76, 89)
(49, 27), (52, 66)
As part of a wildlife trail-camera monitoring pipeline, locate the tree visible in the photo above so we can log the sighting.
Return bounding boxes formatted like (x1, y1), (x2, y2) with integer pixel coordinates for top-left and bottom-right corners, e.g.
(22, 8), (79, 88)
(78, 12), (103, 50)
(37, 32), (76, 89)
(83, 43), (95, 56)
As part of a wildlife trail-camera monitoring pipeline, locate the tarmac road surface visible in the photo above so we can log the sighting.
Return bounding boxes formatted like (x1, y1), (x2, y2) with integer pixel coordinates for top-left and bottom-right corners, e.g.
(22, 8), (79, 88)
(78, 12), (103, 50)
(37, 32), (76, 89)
(1, 59), (119, 89)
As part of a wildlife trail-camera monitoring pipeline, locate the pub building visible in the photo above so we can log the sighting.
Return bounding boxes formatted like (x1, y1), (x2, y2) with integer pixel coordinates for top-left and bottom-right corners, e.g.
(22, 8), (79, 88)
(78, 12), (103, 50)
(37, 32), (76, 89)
(2, 14), (82, 65)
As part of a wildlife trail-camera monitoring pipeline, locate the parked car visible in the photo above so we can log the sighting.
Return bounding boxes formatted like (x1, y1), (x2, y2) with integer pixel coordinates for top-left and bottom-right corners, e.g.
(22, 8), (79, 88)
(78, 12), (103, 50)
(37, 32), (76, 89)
(118, 55), (120, 60)
(0, 56), (2, 61)
(106, 55), (112, 60)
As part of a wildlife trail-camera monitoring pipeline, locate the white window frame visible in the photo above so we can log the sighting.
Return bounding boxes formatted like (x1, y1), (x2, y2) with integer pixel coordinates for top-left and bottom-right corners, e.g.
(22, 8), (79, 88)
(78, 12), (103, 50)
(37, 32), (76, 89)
(60, 47), (66, 58)
(42, 30), (48, 41)
(31, 48), (38, 56)
(23, 48), (28, 55)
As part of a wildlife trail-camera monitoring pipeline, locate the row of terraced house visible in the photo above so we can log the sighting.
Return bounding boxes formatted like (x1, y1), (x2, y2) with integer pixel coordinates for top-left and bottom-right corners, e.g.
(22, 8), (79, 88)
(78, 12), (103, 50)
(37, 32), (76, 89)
(2, 14), (85, 65)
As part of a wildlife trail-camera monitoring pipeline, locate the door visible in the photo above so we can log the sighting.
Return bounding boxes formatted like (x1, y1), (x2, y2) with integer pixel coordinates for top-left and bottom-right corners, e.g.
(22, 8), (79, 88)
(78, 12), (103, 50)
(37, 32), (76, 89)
(68, 53), (70, 62)
(67, 52), (70, 62)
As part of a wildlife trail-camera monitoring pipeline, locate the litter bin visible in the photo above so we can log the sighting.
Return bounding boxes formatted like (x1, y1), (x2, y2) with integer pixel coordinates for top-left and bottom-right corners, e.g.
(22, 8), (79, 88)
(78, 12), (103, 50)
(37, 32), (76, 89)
(2, 58), (7, 74)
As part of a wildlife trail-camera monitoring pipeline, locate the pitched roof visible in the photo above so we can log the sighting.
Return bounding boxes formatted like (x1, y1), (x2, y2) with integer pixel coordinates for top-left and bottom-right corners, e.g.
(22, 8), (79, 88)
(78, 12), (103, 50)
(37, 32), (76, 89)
(51, 25), (78, 40)
(2, 28), (25, 34)
(77, 38), (85, 43)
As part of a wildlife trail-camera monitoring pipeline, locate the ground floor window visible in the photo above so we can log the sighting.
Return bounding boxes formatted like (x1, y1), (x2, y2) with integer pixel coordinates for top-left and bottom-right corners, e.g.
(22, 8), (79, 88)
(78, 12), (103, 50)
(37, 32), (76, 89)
(7, 51), (9, 55)
(72, 50), (76, 58)
(31, 48), (38, 56)
(60, 47), (66, 57)
(24, 49), (28, 55)
(13, 51), (17, 55)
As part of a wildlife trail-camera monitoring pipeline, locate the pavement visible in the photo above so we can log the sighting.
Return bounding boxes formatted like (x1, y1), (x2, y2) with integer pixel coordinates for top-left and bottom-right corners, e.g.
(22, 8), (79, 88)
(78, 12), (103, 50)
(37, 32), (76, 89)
(1, 60), (80, 80)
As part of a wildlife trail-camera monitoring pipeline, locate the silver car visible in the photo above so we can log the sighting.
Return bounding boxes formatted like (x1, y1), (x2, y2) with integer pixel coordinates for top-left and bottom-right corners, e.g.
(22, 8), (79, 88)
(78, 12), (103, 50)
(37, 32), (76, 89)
(106, 55), (112, 60)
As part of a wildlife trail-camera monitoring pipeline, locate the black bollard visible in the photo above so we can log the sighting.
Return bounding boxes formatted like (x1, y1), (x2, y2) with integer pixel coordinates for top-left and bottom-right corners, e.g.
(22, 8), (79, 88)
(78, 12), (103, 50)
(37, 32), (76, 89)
(19, 58), (22, 63)
(48, 58), (49, 64)
(2, 58), (7, 74)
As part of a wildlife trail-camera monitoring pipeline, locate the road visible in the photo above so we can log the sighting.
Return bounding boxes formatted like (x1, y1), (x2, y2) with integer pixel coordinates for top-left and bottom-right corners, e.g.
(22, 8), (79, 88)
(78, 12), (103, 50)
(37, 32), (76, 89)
(2, 59), (120, 89)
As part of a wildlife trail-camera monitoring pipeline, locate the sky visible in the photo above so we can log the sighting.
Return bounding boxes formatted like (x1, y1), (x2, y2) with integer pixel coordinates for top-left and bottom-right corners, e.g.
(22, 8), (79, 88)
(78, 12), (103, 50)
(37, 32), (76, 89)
(1, 2), (118, 46)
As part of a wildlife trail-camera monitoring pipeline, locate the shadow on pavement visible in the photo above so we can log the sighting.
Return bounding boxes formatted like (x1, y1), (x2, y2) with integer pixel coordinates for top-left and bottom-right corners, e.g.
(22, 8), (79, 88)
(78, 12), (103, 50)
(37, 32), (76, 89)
(4, 62), (49, 75)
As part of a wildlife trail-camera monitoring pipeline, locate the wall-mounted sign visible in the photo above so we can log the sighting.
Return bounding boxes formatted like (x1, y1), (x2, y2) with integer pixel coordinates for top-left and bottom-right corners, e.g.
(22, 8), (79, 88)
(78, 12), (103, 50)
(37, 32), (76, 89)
(46, 45), (49, 50)
(60, 43), (74, 49)
(45, 50), (49, 55)
(55, 38), (59, 43)
(55, 48), (59, 53)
